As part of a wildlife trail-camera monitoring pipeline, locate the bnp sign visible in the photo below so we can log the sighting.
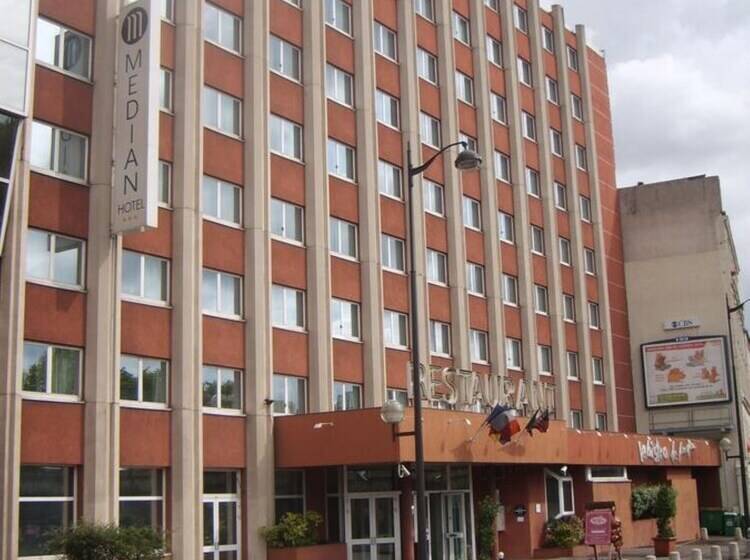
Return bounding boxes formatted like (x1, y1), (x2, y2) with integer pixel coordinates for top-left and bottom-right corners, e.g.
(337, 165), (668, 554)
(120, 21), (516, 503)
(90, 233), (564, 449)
(113, 0), (159, 234)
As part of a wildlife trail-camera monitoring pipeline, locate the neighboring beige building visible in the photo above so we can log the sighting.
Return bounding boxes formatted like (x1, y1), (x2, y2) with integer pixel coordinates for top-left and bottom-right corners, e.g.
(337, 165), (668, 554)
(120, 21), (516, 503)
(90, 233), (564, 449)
(620, 175), (750, 513)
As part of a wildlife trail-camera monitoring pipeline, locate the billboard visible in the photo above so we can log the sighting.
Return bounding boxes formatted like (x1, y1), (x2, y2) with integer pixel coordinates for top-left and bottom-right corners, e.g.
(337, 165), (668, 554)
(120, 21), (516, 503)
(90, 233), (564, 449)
(642, 337), (730, 408)
(112, 0), (159, 234)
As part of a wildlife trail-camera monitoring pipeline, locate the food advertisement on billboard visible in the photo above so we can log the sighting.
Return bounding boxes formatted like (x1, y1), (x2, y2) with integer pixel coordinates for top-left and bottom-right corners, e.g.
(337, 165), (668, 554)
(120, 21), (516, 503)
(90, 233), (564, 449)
(642, 337), (729, 408)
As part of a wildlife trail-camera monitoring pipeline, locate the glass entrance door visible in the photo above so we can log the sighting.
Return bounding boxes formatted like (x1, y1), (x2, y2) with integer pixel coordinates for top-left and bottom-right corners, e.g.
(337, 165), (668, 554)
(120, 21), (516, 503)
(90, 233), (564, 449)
(444, 493), (467, 560)
(346, 494), (400, 560)
(203, 498), (240, 560)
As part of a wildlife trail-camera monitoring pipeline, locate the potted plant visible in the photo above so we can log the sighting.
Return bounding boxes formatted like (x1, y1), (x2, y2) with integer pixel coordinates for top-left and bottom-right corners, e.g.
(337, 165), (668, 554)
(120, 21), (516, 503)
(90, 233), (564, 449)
(653, 485), (678, 556)
(261, 511), (345, 560)
(47, 523), (165, 559)
(477, 495), (501, 560)
(544, 515), (584, 550)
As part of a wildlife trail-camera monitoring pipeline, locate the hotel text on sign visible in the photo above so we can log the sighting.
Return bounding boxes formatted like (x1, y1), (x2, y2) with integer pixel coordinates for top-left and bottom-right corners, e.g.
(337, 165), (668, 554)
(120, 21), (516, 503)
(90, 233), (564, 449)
(112, 0), (159, 234)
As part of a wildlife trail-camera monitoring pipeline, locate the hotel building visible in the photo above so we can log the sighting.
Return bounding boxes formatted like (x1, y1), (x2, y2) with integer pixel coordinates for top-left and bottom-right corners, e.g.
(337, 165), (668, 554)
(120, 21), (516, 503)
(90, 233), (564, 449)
(0, 0), (721, 559)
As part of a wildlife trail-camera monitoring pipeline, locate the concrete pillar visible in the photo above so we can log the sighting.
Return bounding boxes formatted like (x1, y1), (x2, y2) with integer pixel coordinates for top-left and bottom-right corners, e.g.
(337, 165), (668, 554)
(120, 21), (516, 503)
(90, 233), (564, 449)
(693, 548), (704, 560)
(170, 0), (205, 556)
(729, 542), (740, 560)
(711, 544), (723, 560)
(735, 526), (745, 541)
(646, 555), (657, 560)
(670, 552), (682, 560)
(701, 528), (710, 541)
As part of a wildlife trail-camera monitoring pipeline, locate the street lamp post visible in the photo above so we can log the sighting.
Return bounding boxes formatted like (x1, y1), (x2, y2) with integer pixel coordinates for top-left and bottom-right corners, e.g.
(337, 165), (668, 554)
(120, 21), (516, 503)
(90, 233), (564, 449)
(726, 296), (750, 535)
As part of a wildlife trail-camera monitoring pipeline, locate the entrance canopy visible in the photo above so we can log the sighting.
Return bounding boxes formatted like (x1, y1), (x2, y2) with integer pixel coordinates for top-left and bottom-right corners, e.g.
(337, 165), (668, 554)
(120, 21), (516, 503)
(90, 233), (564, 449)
(274, 408), (720, 469)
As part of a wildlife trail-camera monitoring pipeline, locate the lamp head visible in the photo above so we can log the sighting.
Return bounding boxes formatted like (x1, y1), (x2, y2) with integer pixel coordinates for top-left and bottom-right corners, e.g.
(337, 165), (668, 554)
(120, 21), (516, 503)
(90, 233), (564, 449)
(380, 399), (405, 425)
(454, 145), (482, 171)
(720, 437), (732, 452)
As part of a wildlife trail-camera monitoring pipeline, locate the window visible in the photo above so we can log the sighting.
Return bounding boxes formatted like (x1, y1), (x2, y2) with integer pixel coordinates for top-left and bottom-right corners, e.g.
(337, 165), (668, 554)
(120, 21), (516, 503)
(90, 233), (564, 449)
(494, 151), (510, 182)
(559, 237), (572, 266)
(269, 115), (303, 161)
(271, 198), (304, 244)
(463, 196), (481, 230)
(455, 71), (474, 105)
(563, 294), (575, 322)
(470, 329), (489, 363)
(202, 365), (242, 411)
(505, 338), (522, 370)
(534, 284), (549, 315)
(30, 121), (88, 181)
(334, 381), (362, 410)
(326, 64), (354, 107)
(569, 410), (583, 429)
(417, 48), (438, 85)
(22, 342), (81, 399)
(203, 86), (241, 136)
(160, 68), (173, 111)
(158, 160), (172, 206)
(331, 298), (360, 340)
(416, 0), (434, 20)
(452, 12), (470, 45)
(426, 249), (448, 285)
(202, 268), (242, 318)
(119, 469), (164, 530)
(269, 35), (301, 82)
(545, 469), (574, 520)
(491, 93), (507, 124)
(542, 26), (555, 52)
(275, 470), (305, 521)
(487, 36), (502, 67)
(430, 321), (451, 356)
(424, 180), (445, 216)
(584, 248), (597, 275)
(526, 167), (540, 197)
(36, 18), (92, 79)
(530, 225), (544, 255)
(325, 0), (352, 35)
(567, 351), (579, 379)
(373, 22), (397, 61)
(384, 309), (408, 349)
(580, 195), (592, 222)
(381, 234), (405, 272)
(273, 374), (306, 415)
(593, 357), (604, 384)
(327, 139), (356, 181)
(513, 4), (528, 33)
(550, 128), (564, 157)
(375, 90), (400, 129)
(26, 229), (84, 289)
(586, 466), (628, 482)
(571, 94), (584, 120)
(567, 45), (579, 71)
(330, 217), (358, 259)
(204, 2), (241, 53)
(202, 176), (241, 226)
(272, 284), (305, 330)
(589, 301), (600, 329)
(575, 144), (588, 170)
(498, 211), (514, 244)
(377, 160), (402, 200)
(420, 112), (441, 148)
(502, 274), (518, 306)
(517, 57), (532, 87)
(387, 388), (408, 405)
(545, 76), (559, 104)
(19, 466), (75, 557)
(485, 0), (499, 10)
(467, 262), (485, 296)
(538, 345), (552, 375)
(595, 413), (607, 432)
(162, 0), (174, 21)
(122, 250), (169, 304)
(522, 112), (536, 141)
(554, 182), (567, 210)
(120, 355), (168, 407)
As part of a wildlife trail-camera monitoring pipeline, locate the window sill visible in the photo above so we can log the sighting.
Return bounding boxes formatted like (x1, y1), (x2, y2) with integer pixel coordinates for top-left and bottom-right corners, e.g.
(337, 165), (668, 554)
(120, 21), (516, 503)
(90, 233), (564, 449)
(332, 335), (362, 344)
(203, 124), (243, 142)
(379, 191), (404, 203)
(539, 372), (553, 377)
(120, 402), (170, 411)
(468, 291), (486, 299)
(503, 302), (519, 308)
(567, 377), (581, 382)
(203, 311), (245, 323)
(464, 225), (483, 234)
(203, 215), (244, 230)
(121, 296), (172, 309)
(374, 51), (399, 65)
(328, 172), (357, 185)
(376, 119), (401, 132)
(330, 252), (359, 264)
(499, 239), (515, 246)
(430, 352), (452, 359)
(531, 250), (545, 257)
(22, 394), (83, 404)
(382, 267), (407, 276)
(506, 366), (524, 373)
(472, 360), (490, 366)
(269, 68), (302, 86)
(386, 344), (410, 352)
(30, 166), (88, 187)
(270, 150), (305, 165)
(273, 324), (307, 335)
(36, 61), (93, 85)
(204, 38), (244, 59)
(203, 408), (246, 417)
(427, 280), (448, 288)
(424, 209), (446, 219)
(593, 381), (605, 386)
(325, 22), (353, 40)
(271, 234), (305, 248)
(26, 279), (86, 294)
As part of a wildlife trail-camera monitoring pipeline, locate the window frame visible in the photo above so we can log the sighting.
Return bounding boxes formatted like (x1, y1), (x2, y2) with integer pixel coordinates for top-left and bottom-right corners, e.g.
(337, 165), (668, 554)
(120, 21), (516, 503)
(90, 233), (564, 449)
(545, 468), (575, 521)
(494, 150), (511, 183)
(513, 4), (528, 33)
(498, 211), (514, 244)
(202, 365), (244, 414)
(272, 284), (306, 331)
(588, 301), (601, 330)
(517, 57), (532, 87)
(491, 93), (507, 124)
(462, 196), (482, 231)
(269, 114), (303, 162)
(331, 298), (361, 341)
(118, 468), (165, 531)
(119, 354), (169, 409)
(521, 111), (536, 142)
(158, 160), (172, 207)
(327, 138), (356, 182)
(534, 284), (549, 315)
(470, 329), (489, 364)
(203, 2), (242, 54)
(575, 144), (588, 171)
(26, 228), (86, 290)
(326, 63), (354, 108)
(203, 86), (242, 138)
(545, 76), (559, 105)
(550, 128), (564, 157)
(584, 247), (597, 275)
(455, 71), (474, 105)
(269, 34), (302, 83)
(593, 357), (605, 385)
(35, 17), (93, 81)
(378, 160), (403, 200)
(420, 112), (441, 149)
(333, 381), (363, 411)
(383, 309), (409, 350)
(159, 67), (173, 112)
(571, 93), (584, 121)
(329, 217), (359, 261)
(570, 410), (583, 429)
(595, 412), (607, 432)
(530, 225), (545, 255)
(429, 320), (452, 358)
(502, 274), (518, 306)
(415, 0), (435, 21)
(121, 250), (170, 305)
(554, 181), (567, 210)
(580, 195), (592, 222)
(273, 374), (307, 416)
(325, 0), (352, 36)
(426, 248), (448, 286)
(452, 12), (471, 46)
(559, 237), (572, 266)
(270, 198), (305, 246)
(586, 466), (629, 482)
(525, 166), (540, 197)
(538, 344), (553, 375)
(563, 294), (576, 323)
(417, 48), (439, 85)
(202, 175), (243, 227)
(373, 21), (398, 62)
(381, 234), (406, 273)
(505, 337), (522, 370)
(567, 45), (579, 71)
(567, 351), (580, 380)
(542, 26), (555, 53)
(201, 268), (243, 319)
(30, 121), (89, 183)
(466, 262), (486, 297)
(486, 35), (503, 67)
(21, 341), (82, 401)
(375, 90), (400, 130)
(423, 179), (445, 217)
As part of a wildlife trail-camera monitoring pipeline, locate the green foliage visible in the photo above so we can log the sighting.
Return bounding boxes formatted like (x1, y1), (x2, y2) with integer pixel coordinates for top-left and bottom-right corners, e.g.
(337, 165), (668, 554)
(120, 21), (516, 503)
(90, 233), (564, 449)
(477, 495), (500, 560)
(261, 511), (323, 549)
(654, 485), (678, 539)
(544, 516), (584, 549)
(632, 485), (660, 520)
(47, 523), (164, 560)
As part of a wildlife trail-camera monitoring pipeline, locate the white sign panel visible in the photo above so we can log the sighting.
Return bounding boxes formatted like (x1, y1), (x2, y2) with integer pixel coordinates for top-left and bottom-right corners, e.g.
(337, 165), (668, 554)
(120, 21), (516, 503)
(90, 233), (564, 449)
(112, 0), (159, 234)
(663, 318), (700, 331)
(642, 337), (729, 408)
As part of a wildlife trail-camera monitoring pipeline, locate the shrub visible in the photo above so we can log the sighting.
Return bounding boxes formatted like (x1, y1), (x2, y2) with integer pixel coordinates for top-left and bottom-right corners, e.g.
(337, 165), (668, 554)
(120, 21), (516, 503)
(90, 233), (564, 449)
(654, 485), (678, 539)
(261, 511), (323, 549)
(632, 485), (660, 520)
(544, 516), (584, 548)
(477, 495), (501, 560)
(47, 523), (164, 560)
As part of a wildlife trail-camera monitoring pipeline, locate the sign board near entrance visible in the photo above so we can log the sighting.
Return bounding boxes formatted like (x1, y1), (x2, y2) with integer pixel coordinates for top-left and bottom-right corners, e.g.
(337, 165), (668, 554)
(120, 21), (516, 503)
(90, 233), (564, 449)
(584, 510), (612, 545)
(113, 0), (159, 234)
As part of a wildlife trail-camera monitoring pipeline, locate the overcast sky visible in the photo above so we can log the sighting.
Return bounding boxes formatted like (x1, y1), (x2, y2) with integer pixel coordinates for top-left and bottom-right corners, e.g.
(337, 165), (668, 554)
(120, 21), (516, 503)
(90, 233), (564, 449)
(540, 0), (750, 297)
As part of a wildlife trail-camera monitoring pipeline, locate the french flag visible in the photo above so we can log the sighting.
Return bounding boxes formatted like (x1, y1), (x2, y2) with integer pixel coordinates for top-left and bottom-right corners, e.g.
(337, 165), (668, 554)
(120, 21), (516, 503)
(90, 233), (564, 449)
(486, 404), (521, 444)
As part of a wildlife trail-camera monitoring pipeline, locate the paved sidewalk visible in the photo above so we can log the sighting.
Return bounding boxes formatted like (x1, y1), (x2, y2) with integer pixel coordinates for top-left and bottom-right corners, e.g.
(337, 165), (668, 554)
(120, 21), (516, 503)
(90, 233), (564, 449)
(528, 537), (749, 560)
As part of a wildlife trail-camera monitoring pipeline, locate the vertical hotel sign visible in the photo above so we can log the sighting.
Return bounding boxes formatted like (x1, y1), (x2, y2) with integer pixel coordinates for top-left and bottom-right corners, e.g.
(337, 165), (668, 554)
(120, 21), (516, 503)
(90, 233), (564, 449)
(113, 0), (159, 234)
